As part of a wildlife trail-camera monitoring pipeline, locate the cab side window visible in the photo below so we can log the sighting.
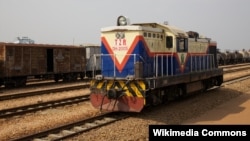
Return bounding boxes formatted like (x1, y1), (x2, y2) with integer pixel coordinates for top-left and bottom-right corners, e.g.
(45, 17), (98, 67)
(177, 38), (188, 52)
(166, 36), (173, 48)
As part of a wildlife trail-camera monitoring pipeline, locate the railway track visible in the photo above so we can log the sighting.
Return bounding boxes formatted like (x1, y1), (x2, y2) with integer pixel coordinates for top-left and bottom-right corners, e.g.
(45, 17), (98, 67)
(12, 112), (129, 141)
(1, 78), (90, 90)
(223, 65), (250, 73)
(0, 84), (89, 101)
(0, 95), (90, 118)
(219, 62), (250, 69)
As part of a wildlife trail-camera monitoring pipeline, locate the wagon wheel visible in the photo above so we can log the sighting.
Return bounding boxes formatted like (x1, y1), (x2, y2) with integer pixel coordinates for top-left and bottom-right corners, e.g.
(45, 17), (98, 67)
(5, 82), (15, 88)
(54, 75), (59, 82)
(15, 77), (27, 87)
(71, 73), (78, 81)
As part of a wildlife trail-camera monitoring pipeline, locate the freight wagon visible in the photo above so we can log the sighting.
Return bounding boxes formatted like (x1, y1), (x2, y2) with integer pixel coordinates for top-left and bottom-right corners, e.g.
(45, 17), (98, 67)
(0, 42), (99, 88)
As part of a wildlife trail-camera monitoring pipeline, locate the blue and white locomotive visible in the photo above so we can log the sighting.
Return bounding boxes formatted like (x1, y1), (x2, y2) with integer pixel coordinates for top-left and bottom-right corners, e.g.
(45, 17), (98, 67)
(90, 16), (223, 112)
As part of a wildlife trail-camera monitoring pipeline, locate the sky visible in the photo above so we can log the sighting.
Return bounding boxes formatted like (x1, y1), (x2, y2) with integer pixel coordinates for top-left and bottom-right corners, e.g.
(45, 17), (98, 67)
(0, 0), (249, 51)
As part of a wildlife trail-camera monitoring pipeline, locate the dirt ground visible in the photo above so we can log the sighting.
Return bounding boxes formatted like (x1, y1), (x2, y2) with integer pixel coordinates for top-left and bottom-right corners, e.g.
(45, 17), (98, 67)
(183, 91), (250, 124)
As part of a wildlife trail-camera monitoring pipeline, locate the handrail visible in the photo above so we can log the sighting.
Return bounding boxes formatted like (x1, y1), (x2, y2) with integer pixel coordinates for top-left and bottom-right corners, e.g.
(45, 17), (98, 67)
(89, 53), (216, 78)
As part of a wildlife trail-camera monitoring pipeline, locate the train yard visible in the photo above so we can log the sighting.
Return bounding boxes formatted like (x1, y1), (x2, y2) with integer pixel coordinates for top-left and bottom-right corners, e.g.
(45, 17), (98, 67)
(0, 63), (249, 140)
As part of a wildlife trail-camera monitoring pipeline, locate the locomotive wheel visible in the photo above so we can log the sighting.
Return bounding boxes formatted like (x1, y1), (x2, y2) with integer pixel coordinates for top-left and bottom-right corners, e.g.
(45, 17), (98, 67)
(145, 90), (162, 106)
(176, 85), (186, 99)
(161, 90), (168, 104)
(216, 76), (223, 86)
(177, 87), (185, 99)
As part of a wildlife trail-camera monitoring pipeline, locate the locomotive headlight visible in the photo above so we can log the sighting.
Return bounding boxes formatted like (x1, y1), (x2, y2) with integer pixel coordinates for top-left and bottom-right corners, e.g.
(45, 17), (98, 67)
(117, 15), (129, 26)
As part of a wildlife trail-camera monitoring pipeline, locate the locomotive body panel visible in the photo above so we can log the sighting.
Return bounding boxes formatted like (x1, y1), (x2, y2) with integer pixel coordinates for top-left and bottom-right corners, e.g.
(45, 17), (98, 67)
(100, 23), (217, 78)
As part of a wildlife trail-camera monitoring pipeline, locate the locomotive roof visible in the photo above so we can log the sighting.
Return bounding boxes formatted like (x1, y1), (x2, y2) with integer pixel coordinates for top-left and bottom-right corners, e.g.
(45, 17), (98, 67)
(133, 23), (188, 37)
(101, 25), (163, 33)
(101, 22), (188, 38)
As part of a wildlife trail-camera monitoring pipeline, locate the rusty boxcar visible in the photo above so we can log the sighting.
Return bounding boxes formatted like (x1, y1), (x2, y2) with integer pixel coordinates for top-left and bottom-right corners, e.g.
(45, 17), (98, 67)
(0, 42), (88, 87)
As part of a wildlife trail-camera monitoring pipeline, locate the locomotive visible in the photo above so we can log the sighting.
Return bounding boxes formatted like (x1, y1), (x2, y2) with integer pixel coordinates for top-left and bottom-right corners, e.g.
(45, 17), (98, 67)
(89, 15), (223, 112)
(0, 42), (100, 88)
